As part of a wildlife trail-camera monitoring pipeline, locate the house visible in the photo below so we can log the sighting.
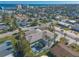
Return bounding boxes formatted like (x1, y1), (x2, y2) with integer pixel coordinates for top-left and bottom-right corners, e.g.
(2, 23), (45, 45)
(25, 28), (56, 49)
(25, 29), (43, 43)
(71, 24), (79, 32)
(58, 21), (70, 28)
(25, 29), (56, 54)
(43, 30), (55, 39)
(0, 40), (14, 57)
(0, 16), (2, 19)
(16, 19), (30, 27)
(66, 20), (76, 25)
(0, 23), (9, 30)
(25, 29), (49, 53)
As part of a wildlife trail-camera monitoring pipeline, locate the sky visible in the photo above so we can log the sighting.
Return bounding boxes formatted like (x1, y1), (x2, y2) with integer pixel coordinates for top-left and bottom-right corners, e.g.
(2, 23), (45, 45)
(0, 1), (79, 4)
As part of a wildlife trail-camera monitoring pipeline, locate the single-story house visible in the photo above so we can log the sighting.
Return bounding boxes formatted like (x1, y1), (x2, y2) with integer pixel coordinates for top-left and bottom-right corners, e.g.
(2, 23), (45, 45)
(0, 23), (9, 30)
(66, 20), (76, 24)
(58, 21), (70, 28)
(71, 24), (79, 32)
(16, 19), (30, 27)
(25, 29), (55, 44)
(25, 29), (43, 43)
(0, 40), (13, 57)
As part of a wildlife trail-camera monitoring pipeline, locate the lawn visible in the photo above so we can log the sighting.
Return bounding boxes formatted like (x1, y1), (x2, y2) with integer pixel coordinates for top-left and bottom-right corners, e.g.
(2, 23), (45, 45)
(0, 30), (7, 34)
(64, 28), (70, 31)
(69, 43), (79, 52)
(0, 36), (16, 45)
(59, 37), (68, 45)
(36, 49), (49, 57)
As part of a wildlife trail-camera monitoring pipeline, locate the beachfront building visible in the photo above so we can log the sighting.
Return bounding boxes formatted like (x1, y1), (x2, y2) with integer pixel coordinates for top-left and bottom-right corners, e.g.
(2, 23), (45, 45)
(17, 5), (22, 10)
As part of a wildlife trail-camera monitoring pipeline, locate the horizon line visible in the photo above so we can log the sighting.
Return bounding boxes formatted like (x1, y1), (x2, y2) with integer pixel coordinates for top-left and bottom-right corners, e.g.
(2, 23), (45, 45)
(0, 1), (79, 4)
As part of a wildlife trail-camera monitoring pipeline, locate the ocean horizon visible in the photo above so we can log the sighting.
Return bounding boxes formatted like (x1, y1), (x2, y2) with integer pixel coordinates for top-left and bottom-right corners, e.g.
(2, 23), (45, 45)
(0, 4), (79, 8)
(0, 1), (79, 9)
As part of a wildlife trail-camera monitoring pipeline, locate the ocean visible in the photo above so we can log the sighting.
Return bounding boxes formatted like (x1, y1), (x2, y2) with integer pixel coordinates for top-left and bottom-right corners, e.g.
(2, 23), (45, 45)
(0, 4), (78, 10)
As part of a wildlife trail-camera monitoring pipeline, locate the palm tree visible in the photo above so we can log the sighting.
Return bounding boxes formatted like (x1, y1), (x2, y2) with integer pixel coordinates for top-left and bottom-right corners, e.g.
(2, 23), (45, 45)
(43, 31), (51, 48)
(14, 28), (25, 56)
(49, 21), (56, 43)
(14, 28), (33, 57)
(45, 35), (50, 47)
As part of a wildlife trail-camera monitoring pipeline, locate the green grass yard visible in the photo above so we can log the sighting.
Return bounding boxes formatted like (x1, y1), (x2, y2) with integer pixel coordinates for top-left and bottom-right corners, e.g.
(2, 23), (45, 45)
(69, 43), (79, 52)
(0, 36), (16, 45)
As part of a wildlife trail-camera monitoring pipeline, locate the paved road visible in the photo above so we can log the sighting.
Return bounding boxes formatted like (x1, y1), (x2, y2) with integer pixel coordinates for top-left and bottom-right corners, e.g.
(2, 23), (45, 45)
(59, 44), (79, 56)
(55, 27), (79, 41)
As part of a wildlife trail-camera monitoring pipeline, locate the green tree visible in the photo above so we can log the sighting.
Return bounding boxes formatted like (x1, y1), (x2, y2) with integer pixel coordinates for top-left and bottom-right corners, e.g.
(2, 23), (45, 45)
(14, 28), (34, 57)
(40, 19), (48, 24)
(49, 22), (56, 43)
(30, 19), (38, 26)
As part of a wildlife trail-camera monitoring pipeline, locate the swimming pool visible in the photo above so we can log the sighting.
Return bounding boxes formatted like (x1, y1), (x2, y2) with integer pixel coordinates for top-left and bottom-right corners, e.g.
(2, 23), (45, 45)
(31, 39), (47, 52)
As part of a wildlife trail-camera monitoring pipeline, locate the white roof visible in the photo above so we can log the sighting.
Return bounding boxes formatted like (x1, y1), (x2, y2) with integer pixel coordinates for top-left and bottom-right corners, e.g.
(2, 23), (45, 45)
(25, 29), (54, 43)
(68, 20), (76, 23)
(59, 22), (70, 27)
(25, 30), (43, 43)
(36, 29), (42, 32)
(43, 30), (54, 39)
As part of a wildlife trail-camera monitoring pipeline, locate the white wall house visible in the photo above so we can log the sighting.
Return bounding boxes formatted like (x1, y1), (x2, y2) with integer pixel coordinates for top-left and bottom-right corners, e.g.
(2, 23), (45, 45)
(25, 29), (43, 43)
(25, 29), (55, 44)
